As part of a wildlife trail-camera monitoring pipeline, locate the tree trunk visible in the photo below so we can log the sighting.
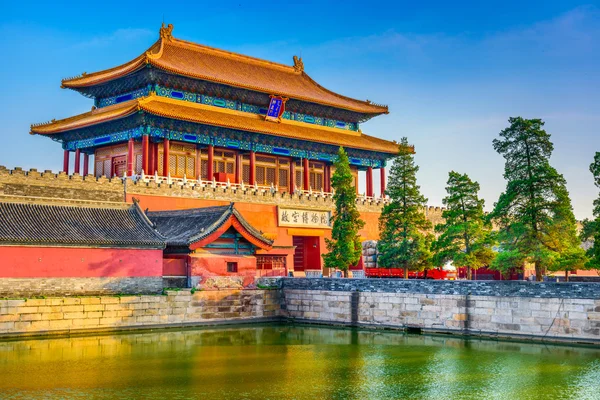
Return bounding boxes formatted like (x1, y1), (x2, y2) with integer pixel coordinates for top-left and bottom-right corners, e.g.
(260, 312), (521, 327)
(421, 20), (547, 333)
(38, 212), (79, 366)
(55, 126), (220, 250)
(467, 267), (472, 280)
(343, 269), (348, 278)
(565, 270), (569, 282)
(535, 260), (543, 282)
(423, 269), (428, 279)
(404, 266), (408, 279)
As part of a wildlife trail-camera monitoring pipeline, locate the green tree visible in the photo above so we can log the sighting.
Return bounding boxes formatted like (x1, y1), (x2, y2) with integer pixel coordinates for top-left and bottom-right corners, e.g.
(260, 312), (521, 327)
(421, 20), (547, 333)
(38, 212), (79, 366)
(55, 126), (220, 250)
(433, 171), (495, 280)
(323, 147), (365, 277)
(377, 137), (432, 279)
(490, 117), (585, 281)
(584, 152), (600, 270)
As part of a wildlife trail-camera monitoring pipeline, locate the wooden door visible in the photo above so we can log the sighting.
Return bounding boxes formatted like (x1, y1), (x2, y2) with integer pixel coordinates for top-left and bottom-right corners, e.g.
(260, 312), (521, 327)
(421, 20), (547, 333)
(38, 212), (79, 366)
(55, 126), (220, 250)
(112, 155), (127, 177)
(293, 236), (321, 271)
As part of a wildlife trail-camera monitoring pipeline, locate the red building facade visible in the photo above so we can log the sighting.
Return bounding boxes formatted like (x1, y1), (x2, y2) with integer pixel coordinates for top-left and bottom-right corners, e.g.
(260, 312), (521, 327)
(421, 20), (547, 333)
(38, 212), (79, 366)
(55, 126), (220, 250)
(27, 24), (404, 278)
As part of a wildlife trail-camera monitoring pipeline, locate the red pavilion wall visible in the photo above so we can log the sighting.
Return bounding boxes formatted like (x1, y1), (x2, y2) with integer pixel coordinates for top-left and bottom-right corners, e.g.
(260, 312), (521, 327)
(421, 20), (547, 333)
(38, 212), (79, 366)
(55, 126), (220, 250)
(0, 246), (163, 278)
(128, 194), (382, 273)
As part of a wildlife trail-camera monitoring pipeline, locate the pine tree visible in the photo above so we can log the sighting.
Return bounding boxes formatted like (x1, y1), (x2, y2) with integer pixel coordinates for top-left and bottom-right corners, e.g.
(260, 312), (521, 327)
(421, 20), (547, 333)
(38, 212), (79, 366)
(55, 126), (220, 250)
(323, 147), (365, 277)
(433, 171), (494, 280)
(584, 152), (600, 270)
(377, 137), (432, 279)
(490, 117), (585, 281)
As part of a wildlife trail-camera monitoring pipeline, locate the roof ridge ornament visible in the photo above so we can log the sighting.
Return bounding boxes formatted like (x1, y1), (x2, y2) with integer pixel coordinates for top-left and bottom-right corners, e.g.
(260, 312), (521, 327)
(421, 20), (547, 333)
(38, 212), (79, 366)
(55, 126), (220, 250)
(159, 23), (174, 41)
(293, 55), (304, 73)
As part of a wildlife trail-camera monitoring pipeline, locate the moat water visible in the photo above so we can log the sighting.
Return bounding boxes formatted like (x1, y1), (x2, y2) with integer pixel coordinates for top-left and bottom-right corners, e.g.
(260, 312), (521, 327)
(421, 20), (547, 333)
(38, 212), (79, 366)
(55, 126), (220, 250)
(0, 324), (599, 400)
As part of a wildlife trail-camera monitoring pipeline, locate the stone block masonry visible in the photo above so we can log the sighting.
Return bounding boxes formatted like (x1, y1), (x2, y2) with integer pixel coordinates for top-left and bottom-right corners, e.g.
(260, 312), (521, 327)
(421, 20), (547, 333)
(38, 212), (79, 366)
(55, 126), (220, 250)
(0, 289), (282, 338)
(0, 277), (164, 297)
(281, 279), (600, 344)
(2, 279), (599, 344)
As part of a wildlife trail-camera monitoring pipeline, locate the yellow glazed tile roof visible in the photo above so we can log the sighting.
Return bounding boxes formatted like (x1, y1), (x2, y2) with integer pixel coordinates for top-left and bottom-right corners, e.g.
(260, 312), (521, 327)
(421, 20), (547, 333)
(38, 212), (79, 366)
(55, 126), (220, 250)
(30, 100), (140, 134)
(61, 25), (388, 115)
(31, 95), (399, 154)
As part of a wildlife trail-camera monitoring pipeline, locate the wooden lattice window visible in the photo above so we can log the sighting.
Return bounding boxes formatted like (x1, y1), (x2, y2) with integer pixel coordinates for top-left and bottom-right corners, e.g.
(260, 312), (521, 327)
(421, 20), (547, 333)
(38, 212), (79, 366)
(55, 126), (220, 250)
(202, 149), (235, 181)
(310, 162), (324, 191)
(257, 255), (287, 270)
(135, 154), (143, 174)
(310, 173), (323, 191)
(295, 170), (303, 189)
(242, 164), (250, 184)
(160, 142), (197, 178)
(103, 160), (111, 177)
(94, 143), (128, 178)
(256, 166), (265, 185)
(201, 159), (209, 180)
(278, 169), (288, 188)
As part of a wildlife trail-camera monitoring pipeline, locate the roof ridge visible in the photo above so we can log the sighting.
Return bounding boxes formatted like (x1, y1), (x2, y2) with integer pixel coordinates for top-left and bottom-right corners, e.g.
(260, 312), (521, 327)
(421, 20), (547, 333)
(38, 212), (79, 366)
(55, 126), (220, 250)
(132, 200), (168, 241)
(147, 205), (232, 215)
(168, 37), (298, 73)
(0, 195), (130, 209)
(60, 42), (158, 87)
(300, 71), (388, 112)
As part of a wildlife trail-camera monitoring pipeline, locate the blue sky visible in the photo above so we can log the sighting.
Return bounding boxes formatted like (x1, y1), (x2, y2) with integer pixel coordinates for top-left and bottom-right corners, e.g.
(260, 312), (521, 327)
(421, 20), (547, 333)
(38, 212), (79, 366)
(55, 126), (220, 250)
(1, 0), (599, 219)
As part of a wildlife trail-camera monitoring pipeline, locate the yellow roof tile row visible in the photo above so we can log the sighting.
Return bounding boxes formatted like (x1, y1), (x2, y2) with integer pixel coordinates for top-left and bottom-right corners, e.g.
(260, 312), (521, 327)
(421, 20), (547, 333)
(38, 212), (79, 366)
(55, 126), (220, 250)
(31, 95), (399, 154)
(61, 25), (388, 115)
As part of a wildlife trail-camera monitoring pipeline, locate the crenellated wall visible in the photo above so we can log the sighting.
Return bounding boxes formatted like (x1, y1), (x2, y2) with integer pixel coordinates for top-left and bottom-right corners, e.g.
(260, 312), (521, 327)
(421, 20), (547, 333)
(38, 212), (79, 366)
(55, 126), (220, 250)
(0, 166), (446, 250)
(0, 165), (445, 219)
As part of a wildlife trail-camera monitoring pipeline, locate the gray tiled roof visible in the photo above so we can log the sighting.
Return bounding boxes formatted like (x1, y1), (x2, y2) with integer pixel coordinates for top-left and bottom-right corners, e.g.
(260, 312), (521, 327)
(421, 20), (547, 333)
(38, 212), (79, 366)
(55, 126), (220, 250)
(147, 203), (272, 248)
(0, 200), (165, 249)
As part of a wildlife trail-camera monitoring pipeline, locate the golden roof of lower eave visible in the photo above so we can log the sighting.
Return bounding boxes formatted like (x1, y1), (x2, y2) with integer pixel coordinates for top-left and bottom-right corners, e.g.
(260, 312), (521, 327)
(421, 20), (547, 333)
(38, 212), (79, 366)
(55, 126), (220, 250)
(61, 25), (388, 115)
(30, 95), (399, 154)
(30, 100), (140, 134)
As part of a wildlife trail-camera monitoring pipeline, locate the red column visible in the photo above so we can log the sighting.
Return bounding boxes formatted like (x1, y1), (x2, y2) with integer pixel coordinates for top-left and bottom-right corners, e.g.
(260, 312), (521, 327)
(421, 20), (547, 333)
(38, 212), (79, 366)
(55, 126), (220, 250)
(142, 135), (149, 174)
(366, 166), (373, 197)
(380, 167), (386, 197)
(126, 138), (134, 177)
(207, 144), (214, 180)
(83, 153), (89, 176)
(235, 153), (242, 184)
(74, 149), (81, 174)
(289, 158), (296, 193)
(303, 158), (309, 190)
(249, 150), (256, 184)
(63, 150), (69, 174)
(162, 139), (170, 177)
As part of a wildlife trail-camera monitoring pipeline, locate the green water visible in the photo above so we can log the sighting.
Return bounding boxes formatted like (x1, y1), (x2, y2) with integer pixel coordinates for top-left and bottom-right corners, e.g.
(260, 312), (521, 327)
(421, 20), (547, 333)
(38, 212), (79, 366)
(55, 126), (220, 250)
(0, 325), (599, 400)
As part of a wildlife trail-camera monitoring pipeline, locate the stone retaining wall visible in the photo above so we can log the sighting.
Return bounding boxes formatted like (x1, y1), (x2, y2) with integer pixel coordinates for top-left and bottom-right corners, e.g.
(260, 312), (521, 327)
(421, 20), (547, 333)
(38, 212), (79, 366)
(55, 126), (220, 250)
(282, 279), (600, 343)
(0, 289), (281, 337)
(2, 279), (600, 344)
(0, 277), (164, 297)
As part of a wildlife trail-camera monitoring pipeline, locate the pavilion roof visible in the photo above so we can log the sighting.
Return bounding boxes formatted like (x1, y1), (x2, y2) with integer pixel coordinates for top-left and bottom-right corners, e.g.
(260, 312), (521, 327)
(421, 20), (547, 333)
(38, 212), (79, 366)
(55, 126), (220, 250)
(147, 203), (273, 251)
(30, 95), (401, 155)
(0, 196), (165, 249)
(61, 24), (388, 115)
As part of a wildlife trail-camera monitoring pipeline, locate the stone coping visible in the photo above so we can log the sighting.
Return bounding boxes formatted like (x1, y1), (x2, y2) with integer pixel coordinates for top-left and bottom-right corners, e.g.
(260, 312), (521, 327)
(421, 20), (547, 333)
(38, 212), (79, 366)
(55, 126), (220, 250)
(280, 278), (600, 299)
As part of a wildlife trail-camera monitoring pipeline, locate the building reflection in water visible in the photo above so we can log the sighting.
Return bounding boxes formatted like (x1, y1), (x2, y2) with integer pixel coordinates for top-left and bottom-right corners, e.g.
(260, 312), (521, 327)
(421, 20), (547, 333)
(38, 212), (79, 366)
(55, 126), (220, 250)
(0, 324), (599, 399)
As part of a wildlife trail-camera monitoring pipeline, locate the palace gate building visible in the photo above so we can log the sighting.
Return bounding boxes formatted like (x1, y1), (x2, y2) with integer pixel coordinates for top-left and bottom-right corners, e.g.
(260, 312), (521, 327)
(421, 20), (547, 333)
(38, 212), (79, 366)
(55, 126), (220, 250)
(25, 23), (405, 280)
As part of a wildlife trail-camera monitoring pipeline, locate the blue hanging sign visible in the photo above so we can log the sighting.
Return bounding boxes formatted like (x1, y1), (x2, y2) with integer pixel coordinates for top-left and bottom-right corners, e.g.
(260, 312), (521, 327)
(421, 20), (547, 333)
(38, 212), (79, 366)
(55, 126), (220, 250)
(265, 95), (288, 122)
